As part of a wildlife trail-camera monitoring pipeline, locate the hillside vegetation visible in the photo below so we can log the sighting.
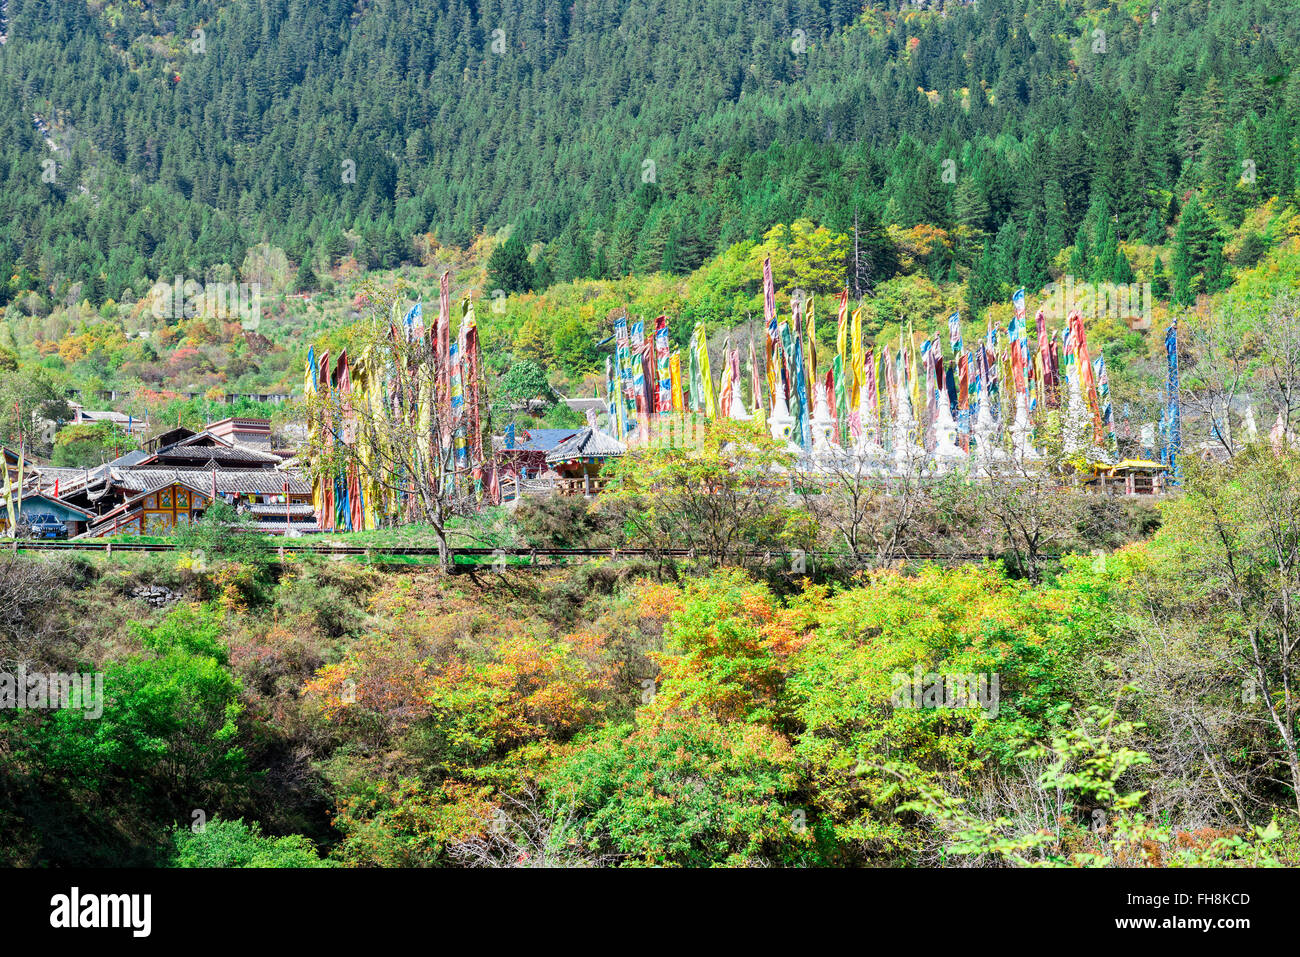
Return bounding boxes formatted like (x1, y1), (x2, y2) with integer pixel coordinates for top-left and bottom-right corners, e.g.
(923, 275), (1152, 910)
(3, 447), (1297, 867)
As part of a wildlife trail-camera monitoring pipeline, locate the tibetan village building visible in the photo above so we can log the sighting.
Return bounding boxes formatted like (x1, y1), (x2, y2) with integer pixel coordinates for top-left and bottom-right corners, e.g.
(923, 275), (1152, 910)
(544, 427), (626, 496)
(1080, 458), (1170, 496)
(0, 493), (93, 537)
(493, 428), (584, 479)
(2, 445), (26, 487)
(24, 494), (94, 536)
(27, 422), (316, 537)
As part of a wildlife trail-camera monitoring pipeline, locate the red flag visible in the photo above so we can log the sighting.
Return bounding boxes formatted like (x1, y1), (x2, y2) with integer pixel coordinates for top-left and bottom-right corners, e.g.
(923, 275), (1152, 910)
(464, 303), (483, 463)
(1070, 311), (1104, 442)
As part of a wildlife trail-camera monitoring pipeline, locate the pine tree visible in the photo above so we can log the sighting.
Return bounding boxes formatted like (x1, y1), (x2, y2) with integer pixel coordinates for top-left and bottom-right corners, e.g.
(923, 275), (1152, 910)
(1018, 210), (1051, 292)
(1067, 224), (1090, 278)
(1172, 247), (1196, 305)
(1093, 220), (1119, 283)
(1170, 195), (1228, 304)
(966, 239), (1002, 315)
(1142, 208), (1167, 246)
(1042, 180), (1067, 259)
(662, 227), (681, 275)
(293, 256), (317, 293)
(532, 251), (555, 291)
(1152, 255), (1169, 298)
(954, 179), (992, 233)
(1112, 246), (1135, 285)
(991, 218), (1019, 291)
(486, 235), (536, 294)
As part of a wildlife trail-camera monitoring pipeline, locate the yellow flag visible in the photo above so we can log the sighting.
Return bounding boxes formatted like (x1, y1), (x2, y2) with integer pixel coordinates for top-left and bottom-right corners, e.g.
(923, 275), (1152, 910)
(669, 351), (683, 412)
(806, 295), (817, 387)
(850, 306), (865, 401)
(696, 324), (716, 419)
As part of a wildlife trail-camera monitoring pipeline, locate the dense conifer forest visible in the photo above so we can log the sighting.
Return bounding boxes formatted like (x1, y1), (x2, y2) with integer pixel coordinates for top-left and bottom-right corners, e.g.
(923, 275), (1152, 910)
(1, 0), (1296, 306)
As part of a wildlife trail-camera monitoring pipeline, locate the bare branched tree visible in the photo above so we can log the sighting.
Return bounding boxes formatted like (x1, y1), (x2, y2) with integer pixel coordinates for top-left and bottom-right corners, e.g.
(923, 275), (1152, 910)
(302, 281), (494, 566)
(970, 457), (1080, 583)
(794, 442), (931, 565)
(1182, 292), (1300, 457)
(1153, 448), (1300, 817)
(1259, 293), (1300, 436)
(448, 787), (611, 868)
(0, 555), (73, 670)
(1181, 308), (1253, 457)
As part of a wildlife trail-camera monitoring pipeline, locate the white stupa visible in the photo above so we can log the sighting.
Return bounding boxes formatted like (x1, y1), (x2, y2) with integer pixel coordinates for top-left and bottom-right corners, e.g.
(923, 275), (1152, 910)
(768, 382), (803, 455)
(891, 383), (927, 471)
(854, 385), (887, 463)
(1243, 404), (1259, 443)
(971, 396), (1008, 475)
(729, 380), (752, 422)
(1010, 391), (1042, 465)
(932, 390), (966, 471)
(1062, 372), (1090, 457)
(1061, 370), (1109, 462)
(811, 380), (836, 454)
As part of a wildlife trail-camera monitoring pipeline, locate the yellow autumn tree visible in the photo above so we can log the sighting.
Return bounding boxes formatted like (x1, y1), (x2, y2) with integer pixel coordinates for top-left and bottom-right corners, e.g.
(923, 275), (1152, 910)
(750, 219), (849, 295)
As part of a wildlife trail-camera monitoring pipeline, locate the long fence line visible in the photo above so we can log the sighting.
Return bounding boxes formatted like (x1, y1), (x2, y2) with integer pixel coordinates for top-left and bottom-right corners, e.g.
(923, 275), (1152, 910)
(6, 539), (1054, 567)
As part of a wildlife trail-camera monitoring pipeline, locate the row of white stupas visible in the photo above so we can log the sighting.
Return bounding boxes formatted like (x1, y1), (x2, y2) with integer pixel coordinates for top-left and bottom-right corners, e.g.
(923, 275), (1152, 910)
(724, 368), (1111, 475)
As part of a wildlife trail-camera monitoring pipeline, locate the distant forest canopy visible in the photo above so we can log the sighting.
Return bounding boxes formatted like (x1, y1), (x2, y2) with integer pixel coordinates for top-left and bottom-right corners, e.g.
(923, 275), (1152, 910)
(1, 0), (1297, 307)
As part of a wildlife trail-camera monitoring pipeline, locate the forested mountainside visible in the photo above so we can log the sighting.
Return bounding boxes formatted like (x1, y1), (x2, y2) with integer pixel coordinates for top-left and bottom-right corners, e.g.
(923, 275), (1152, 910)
(8, 0), (1300, 880)
(1, 0), (1297, 306)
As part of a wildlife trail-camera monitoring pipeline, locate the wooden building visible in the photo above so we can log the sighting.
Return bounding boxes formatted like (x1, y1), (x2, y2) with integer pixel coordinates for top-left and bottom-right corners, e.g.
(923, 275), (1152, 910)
(29, 422), (316, 537)
(544, 427), (626, 496)
(1081, 458), (1169, 496)
(0, 493), (93, 537)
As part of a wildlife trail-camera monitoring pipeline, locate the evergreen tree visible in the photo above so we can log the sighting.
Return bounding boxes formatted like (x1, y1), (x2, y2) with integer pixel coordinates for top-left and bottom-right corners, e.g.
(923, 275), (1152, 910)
(293, 256), (317, 293)
(1067, 224), (1090, 278)
(1112, 247), (1135, 285)
(532, 251), (555, 291)
(1142, 208), (1167, 246)
(1170, 195), (1228, 305)
(991, 218), (1019, 291)
(487, 235), (536, 295)
(1235, 231), (1268, 269)
(1171, 246), (1196, 305)
(966, 239), (1002, 315)
(1042, 180), (1067, 260)
(1017, 210), (1051, 292)
(954, 179), (992, 233)
(1152, 255), (1169, 299)
(1093, 221), (1119, 283)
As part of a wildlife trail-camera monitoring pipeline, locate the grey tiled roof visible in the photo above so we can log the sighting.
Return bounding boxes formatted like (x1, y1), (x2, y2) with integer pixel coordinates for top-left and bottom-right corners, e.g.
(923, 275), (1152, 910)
(250, 520), (323, 532)
(545, 427), (626, 465)
(147, 444), (282, 464)
(107, 449), (150, 467)
(113, 468), (312, 495)
(494, 428), (581, 453)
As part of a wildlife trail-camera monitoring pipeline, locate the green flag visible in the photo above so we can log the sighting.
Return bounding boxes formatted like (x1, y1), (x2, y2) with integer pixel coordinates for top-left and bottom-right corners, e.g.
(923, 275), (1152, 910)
(833, 353), (848, 446)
